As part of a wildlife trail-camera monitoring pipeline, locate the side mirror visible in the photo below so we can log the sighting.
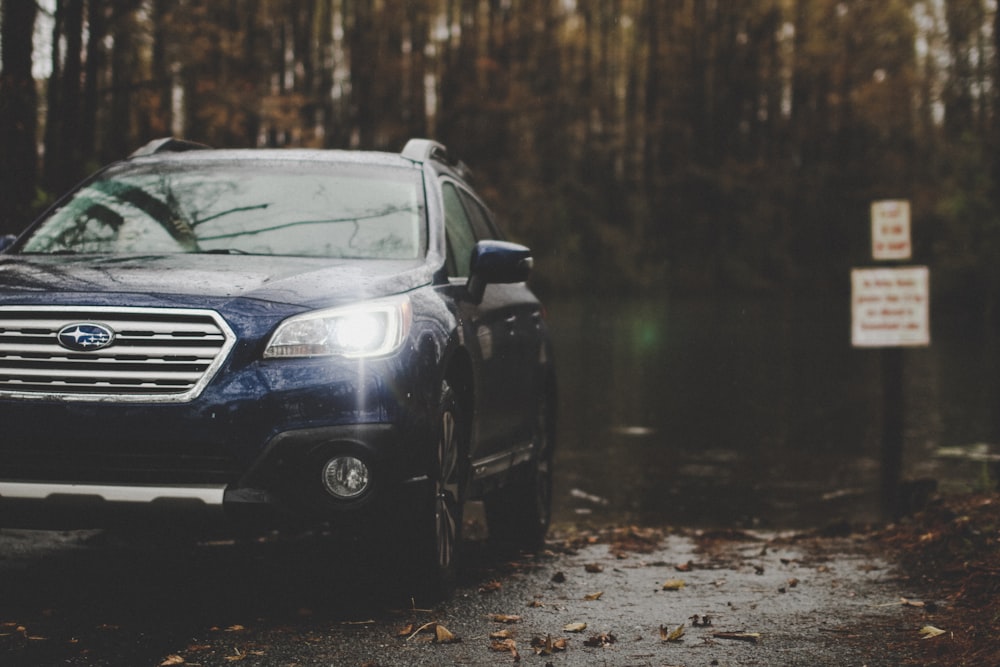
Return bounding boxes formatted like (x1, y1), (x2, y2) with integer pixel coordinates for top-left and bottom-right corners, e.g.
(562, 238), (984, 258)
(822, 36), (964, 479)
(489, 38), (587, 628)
(467, 240), (533, 303)
(0, 235), (16, 253)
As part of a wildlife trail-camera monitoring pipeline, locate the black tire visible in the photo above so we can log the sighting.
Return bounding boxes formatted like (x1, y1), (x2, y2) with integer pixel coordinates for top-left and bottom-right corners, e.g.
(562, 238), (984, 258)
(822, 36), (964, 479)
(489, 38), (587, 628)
(405, 379), (469, 603)
(485, 388), (555, 553)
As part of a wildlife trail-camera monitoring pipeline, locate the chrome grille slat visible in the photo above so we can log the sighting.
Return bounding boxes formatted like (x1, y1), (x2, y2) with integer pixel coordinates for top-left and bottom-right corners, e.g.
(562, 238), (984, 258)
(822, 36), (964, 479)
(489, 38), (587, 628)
(0, 306), (235, 402)
(0, 319), (224, 336)
(0, 343), (223, 358)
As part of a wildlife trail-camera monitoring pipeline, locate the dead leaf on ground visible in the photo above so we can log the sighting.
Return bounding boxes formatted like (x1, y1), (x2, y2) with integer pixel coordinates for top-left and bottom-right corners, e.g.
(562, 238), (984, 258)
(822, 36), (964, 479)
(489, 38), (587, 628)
(479, 580), (503, 594)
(490, 629), (514, 640)
(584, 563), (604, 573)
(224, 625), (246, 633)
(712, 631), (762, 643)
(660, 624), (685, 642)
(160, 656), (186, 666)
(787, 577), (800, 588)
(530, 635), (568, 656)
(489, 638), (520, 661)
(527, 599), (545, 608)
(396, 623), (415, 637)
(661, 579), (686, 591)
(901, 597), (925, 608)
(584, 591), (604, 601)
(490, 614), (522, 624)
(405, 620), (460, 643)
(551, 571), (567, 583)
(674, 560), (694, 572)
(583, 632), (617, 647)
(919, 625), (946, 639)
(563, 622), (587, 633)
(435, 624), (461, 644)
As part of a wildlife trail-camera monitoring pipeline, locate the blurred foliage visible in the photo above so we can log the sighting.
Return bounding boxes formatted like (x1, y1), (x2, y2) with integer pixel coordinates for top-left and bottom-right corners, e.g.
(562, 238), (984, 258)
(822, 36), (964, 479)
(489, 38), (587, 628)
(1, 0), (999, 299)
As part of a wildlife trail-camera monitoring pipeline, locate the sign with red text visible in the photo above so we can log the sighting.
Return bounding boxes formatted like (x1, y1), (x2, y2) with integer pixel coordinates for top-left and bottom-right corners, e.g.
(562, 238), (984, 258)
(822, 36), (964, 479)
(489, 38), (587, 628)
(871, 200), (911, 260)
(851, 266), (929, 347)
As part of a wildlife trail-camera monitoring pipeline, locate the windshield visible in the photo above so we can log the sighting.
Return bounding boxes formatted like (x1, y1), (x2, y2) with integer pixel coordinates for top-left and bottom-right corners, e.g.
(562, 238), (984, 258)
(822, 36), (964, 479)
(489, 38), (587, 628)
(19, 161), (425, 259)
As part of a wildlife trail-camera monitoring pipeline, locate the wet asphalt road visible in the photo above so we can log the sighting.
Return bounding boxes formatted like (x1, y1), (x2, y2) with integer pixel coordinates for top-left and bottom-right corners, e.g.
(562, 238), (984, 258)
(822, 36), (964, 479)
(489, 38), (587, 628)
(0, 520), (935, 666)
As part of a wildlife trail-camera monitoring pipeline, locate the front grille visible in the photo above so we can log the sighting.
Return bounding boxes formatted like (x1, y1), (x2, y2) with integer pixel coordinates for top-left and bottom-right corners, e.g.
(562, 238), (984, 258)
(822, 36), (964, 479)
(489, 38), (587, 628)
(0, 306), (235, 402)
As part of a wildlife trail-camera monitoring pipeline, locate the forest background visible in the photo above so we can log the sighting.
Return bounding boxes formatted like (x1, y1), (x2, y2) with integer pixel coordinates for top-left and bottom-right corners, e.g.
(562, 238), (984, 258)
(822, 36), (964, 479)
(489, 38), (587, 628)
(1, 0), (999, 301)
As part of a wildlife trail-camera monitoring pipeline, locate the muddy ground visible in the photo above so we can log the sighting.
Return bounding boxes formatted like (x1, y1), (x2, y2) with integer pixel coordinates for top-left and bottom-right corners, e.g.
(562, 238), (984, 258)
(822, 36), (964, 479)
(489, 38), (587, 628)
(4, 497), (982, 667)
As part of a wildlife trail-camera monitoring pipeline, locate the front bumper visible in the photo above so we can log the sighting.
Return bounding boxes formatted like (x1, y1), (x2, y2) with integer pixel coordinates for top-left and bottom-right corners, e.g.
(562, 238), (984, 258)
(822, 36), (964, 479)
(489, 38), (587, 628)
(0, 418), (433, 531)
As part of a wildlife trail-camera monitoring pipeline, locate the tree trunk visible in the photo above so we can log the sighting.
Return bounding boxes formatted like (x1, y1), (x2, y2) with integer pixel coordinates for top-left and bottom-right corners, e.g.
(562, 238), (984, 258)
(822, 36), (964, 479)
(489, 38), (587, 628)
(0, 0), (39, 233)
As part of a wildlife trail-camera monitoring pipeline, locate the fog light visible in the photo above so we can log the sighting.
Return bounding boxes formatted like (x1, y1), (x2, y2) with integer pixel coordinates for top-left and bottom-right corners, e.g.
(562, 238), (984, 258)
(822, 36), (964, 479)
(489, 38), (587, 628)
(321, 456), (370, 499)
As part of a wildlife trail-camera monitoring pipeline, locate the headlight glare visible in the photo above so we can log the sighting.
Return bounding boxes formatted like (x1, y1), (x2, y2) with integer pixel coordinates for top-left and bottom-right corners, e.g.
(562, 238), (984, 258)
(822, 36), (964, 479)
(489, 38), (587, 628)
(264, 297), (411, 359)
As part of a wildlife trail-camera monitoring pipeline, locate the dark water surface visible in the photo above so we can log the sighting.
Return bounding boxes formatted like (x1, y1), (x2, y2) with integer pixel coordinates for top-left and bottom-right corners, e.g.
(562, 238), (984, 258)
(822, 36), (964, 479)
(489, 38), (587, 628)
(547, 293), (1000, 529)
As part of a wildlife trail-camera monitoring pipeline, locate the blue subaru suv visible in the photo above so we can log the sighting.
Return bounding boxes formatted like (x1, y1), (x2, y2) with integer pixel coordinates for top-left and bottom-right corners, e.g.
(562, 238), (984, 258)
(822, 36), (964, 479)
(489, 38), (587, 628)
(0, 138), (555, 596)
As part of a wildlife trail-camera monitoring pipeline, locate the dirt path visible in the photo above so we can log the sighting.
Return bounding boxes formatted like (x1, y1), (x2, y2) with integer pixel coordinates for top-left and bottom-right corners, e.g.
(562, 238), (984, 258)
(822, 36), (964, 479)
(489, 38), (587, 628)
(0, 522), (936, 666)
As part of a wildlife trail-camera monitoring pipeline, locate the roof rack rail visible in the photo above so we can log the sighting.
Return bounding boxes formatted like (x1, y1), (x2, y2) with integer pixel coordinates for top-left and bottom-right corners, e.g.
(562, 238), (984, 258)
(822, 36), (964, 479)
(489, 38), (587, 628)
(401, 138), (474, 182)
(401, 138), (449, 164)
(129, 137), (211, 159)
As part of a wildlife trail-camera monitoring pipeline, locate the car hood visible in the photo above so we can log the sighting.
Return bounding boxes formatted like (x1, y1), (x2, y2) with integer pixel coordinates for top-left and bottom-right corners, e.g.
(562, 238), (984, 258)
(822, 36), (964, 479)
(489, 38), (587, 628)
(0, 254), (434, 308)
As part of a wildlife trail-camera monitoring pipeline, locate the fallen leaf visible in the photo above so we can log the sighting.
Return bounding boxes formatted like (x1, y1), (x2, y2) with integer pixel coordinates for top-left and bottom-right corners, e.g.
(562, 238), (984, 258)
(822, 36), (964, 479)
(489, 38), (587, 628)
(223, 649), (247, 662)
(405, 621), (443, 641)
(490, 614), (522, 624)
(660, 624), (685, 642)
(787, 578), (800, 588)
(224, 625), (246, 633)
(901, 597), (925, 608)
(583, 632), (616, 647)
(584, 563), (604, 573)
(661, 579), (686, 591)
(489, 638), (520, 661)
(712, 631), (761, 643)
(397, 623), (415, 637)
(479, 581), (503, 594)
(919, 625), (946, 639)
(490, 629), (514, 640)
(435, 624), (461, 644)
(584, 591), (604, 601)
(551, 571), (567, 583)
(160, 656), (185, 666)
(674, 561), (693, 572)
(527, 600), (545, 608)
(530, 635), (568, 656)
(563, 622), (587, 633)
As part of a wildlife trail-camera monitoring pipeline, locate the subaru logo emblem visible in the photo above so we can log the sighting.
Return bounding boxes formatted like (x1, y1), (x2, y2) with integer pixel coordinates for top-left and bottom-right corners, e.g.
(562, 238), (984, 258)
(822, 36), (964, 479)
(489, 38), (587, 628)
(57, 323), (115, 351)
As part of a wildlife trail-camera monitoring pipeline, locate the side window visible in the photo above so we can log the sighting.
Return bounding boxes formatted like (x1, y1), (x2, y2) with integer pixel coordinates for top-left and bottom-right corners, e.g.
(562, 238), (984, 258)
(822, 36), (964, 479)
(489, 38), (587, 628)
(442, 183), (477, 278)
(458, 190), (499, 241)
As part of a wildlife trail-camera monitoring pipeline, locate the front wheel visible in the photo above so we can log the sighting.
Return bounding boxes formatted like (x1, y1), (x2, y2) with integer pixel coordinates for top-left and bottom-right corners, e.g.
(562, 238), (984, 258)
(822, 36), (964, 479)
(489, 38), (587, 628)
(404, 379), (468, 602)
(485, 389), (555, 553)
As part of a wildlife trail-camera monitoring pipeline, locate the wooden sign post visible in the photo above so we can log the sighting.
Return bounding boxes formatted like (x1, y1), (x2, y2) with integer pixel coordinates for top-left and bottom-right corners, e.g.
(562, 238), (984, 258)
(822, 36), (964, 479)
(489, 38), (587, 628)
(852, 200), (928, 517)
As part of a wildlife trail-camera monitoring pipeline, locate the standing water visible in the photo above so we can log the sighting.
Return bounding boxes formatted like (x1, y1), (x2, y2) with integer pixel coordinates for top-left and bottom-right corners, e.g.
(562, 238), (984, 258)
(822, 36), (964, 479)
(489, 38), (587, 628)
(547, 292), (1000, 529)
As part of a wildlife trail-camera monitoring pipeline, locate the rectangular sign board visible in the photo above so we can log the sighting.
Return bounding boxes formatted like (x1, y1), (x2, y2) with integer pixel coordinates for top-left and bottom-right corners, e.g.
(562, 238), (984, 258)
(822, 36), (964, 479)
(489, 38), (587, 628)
(871, 200), (911, 260)
(851, 266), (930, 347)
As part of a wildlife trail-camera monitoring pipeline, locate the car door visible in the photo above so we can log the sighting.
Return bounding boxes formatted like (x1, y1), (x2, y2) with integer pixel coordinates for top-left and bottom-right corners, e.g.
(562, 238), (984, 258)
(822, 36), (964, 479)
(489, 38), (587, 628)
(439, 181), (537, 469)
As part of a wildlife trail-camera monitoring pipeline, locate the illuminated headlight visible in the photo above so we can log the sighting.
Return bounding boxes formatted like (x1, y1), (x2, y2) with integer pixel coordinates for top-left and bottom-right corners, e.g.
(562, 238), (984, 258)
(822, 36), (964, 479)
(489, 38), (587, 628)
(264, 296), (412, 359)
(321, 456), (371, 499)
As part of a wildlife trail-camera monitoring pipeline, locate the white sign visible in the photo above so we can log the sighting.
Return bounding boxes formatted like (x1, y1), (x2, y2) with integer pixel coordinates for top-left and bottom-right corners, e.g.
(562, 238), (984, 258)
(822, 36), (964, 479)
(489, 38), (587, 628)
(871, 200), (911, 260)
(851, 266), (930, 347)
